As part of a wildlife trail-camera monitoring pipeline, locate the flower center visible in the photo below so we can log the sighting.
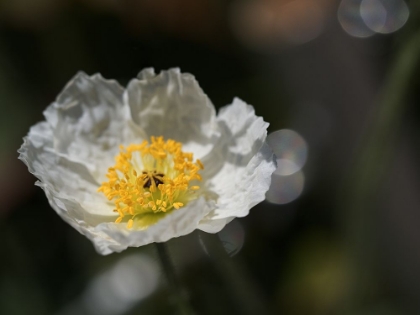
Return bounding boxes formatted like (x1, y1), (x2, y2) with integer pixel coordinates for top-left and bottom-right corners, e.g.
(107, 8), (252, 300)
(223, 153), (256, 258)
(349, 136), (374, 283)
(98, 136), (204, 229)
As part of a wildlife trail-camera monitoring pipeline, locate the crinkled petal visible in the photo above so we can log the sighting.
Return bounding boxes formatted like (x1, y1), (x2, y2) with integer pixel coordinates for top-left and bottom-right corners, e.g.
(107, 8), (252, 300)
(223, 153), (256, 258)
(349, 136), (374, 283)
(41, 185), (121, 255)
(18, 122), (116, 222)
(43, 72), (145, 182)
(198, 98), (276, 233)
(19, 123), (120, 252)
(95, 197), (214, 254)
(126, 68), (219, 159)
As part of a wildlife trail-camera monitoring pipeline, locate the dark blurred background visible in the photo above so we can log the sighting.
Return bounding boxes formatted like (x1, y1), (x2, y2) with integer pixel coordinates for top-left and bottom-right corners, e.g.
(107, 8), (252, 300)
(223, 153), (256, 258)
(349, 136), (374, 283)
(1, 0), (420, 314)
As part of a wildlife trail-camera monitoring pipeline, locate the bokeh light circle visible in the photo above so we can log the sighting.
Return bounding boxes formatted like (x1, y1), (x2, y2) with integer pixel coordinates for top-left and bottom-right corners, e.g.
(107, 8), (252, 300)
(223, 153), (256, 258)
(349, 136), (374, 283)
(218, 219), (245, 257)
(230, 0), (326, 52)
(84, 254), (159, 315)
(266, 171), (305, 205)
(267, 129), (308, 176)
(338, 0), (375, 38)
(360, 0), (409, 34)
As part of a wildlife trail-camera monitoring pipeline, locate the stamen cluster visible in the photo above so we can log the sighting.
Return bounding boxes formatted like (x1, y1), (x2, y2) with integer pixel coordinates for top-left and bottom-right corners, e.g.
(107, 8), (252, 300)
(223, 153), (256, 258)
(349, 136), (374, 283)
(98, 136), (203, 228)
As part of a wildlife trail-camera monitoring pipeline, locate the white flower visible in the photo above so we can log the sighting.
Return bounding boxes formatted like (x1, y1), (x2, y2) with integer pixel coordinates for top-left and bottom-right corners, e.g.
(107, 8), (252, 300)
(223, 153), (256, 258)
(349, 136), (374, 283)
(19, 68), (276, 255)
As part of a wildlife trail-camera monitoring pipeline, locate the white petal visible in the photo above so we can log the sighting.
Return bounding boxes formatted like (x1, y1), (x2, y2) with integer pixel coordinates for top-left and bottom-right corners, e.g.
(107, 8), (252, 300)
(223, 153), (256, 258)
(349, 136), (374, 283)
(125, 68), (219, 159)
(95, 197), (214, 254)
(197, 217), (235, 233)
(19, 122), (116, 222)
(41, 185), (121, 255)
(43, 72), (145, 182)
(198, 98), (276, 232)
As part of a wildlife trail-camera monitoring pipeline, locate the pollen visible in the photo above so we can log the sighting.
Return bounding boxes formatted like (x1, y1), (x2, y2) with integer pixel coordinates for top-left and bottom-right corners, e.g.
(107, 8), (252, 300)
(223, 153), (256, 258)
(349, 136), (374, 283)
(98, 136), (203, 229)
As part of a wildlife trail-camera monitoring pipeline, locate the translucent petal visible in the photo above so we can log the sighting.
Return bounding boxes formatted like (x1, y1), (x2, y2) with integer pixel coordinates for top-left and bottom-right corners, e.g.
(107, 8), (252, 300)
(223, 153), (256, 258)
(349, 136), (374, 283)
(18, 122), (116, 222)
(198, 98), (276, 232)
(126, 68), (219, 159)
(44, 72), (145, 182)
(96, 197), (214, 254)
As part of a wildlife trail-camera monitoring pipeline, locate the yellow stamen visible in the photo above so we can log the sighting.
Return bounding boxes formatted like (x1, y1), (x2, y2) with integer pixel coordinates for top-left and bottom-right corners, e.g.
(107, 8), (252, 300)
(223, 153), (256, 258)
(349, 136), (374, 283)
(197, 159), (204, 170)
(98, 136), (203, 228)
(173, 202), (184, 209)
(127, 219), (134, 229)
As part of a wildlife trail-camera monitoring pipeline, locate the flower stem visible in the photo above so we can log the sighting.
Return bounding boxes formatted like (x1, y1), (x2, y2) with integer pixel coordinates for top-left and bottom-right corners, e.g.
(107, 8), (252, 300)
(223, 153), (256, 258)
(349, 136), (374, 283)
(155, 242), (194, 315)
(199, 231), (271, 315)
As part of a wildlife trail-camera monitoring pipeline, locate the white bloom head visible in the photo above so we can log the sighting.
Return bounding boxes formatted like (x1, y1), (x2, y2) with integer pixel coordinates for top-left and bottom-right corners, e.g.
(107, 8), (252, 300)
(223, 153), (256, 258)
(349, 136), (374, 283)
(19, 68), (276, 255)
